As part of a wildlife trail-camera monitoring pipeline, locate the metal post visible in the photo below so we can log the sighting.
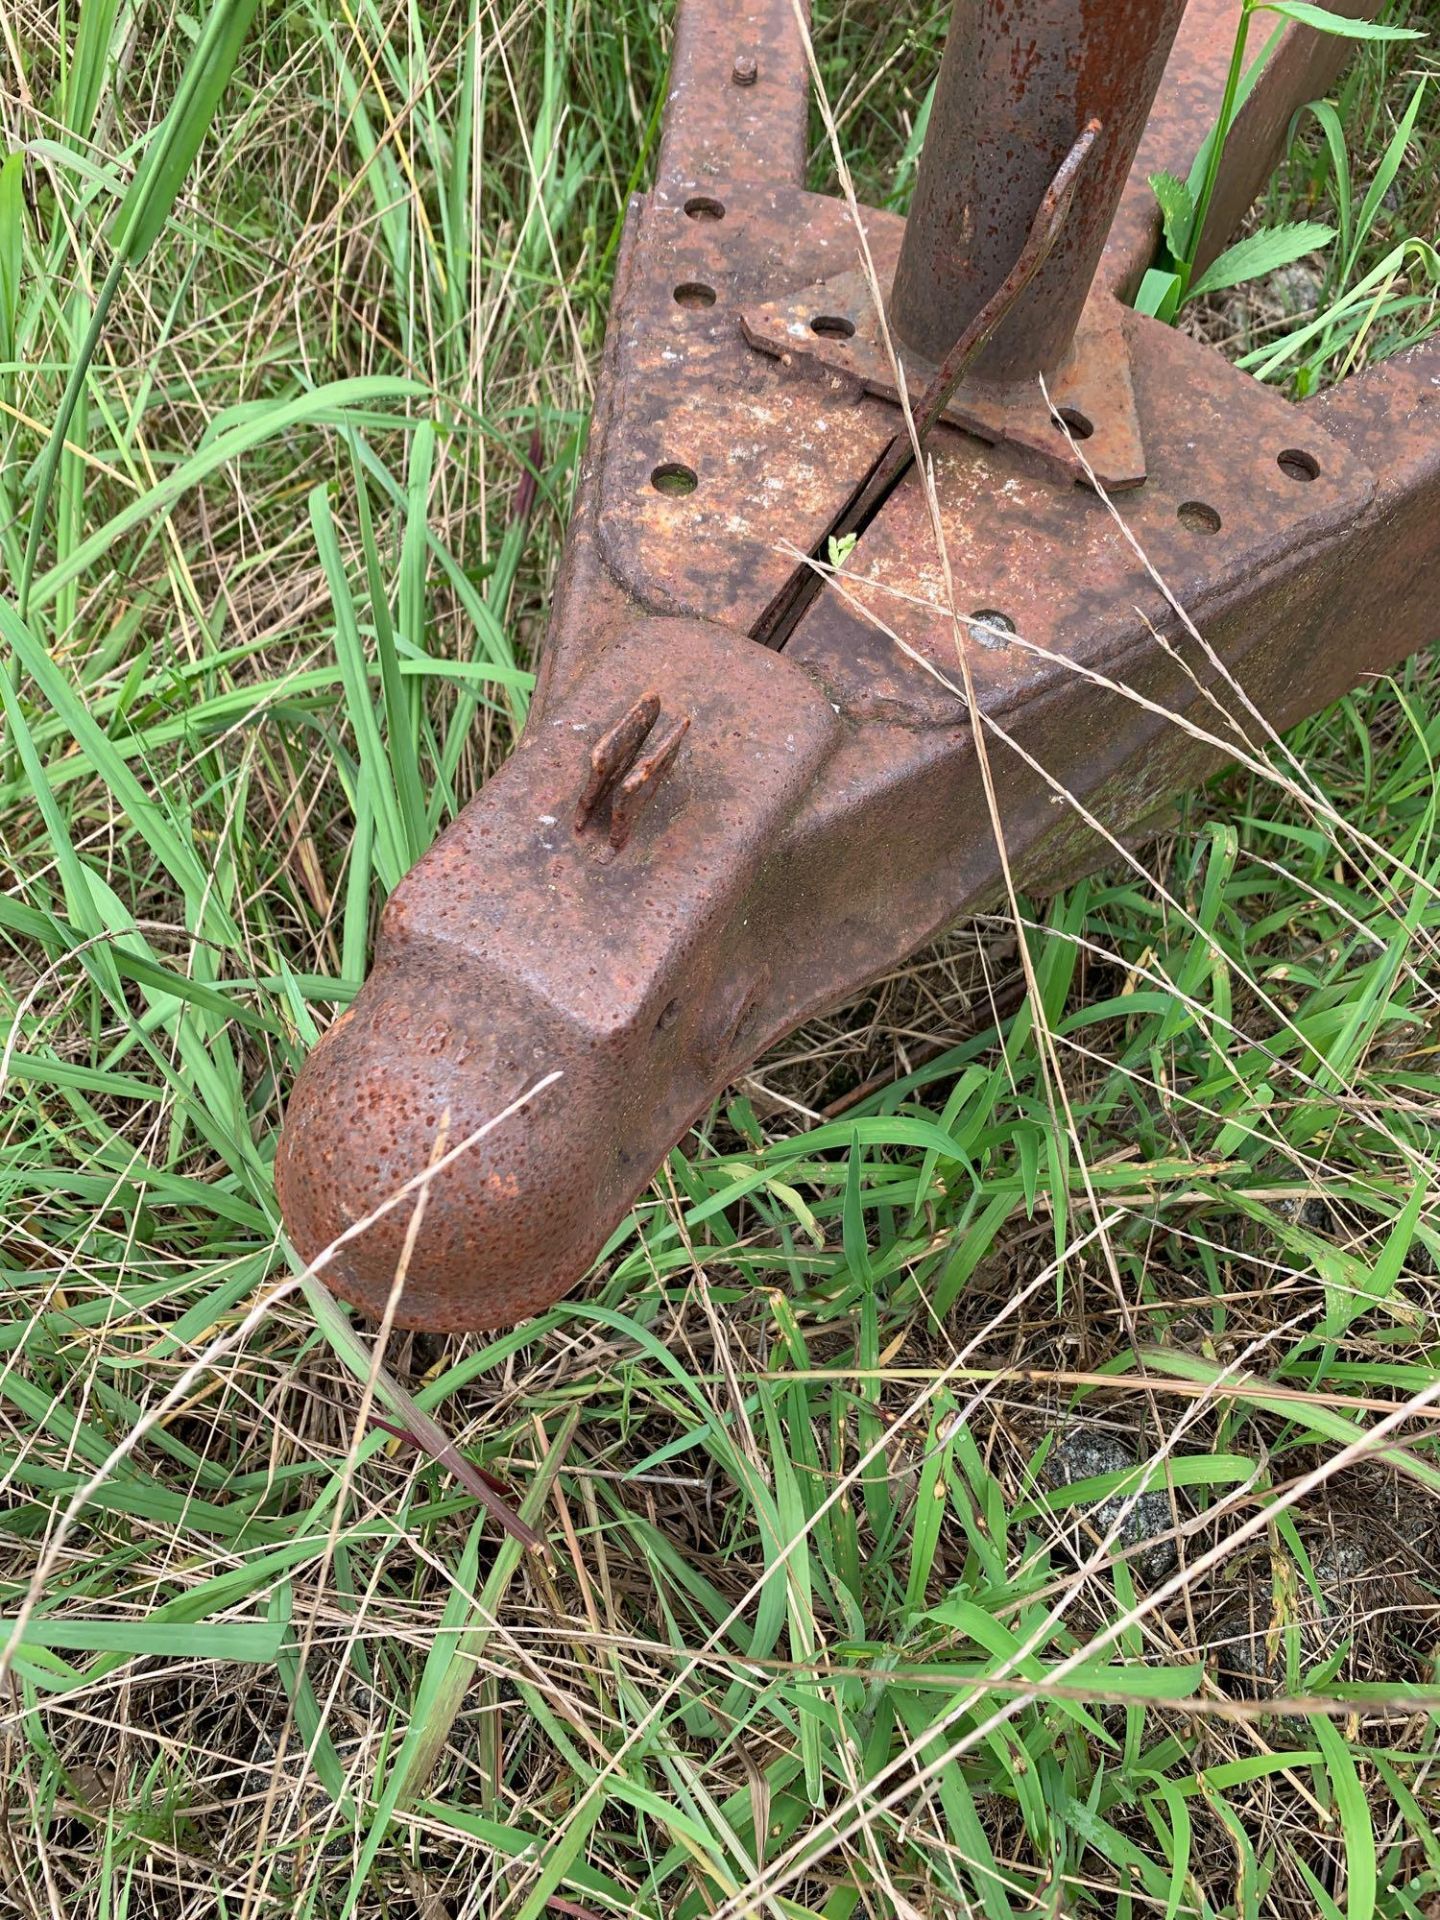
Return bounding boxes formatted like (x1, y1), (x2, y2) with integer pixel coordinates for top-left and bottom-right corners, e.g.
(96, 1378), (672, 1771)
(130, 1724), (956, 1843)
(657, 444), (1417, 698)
(890, 0), (1189, 380)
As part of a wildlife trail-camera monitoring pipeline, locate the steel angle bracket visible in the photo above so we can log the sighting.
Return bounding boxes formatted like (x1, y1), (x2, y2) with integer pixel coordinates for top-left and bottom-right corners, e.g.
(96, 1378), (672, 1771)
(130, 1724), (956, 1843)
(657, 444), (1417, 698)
(278, 0), (1440, 1331)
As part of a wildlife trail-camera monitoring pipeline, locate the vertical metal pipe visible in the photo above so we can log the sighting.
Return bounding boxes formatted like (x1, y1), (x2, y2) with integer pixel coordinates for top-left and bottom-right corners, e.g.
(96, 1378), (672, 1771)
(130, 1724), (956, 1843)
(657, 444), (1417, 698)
(890, 0), (1189, 381)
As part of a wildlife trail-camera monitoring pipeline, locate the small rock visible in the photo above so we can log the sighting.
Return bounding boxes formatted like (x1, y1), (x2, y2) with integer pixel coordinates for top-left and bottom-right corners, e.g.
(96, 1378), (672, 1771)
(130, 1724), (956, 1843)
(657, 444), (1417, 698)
(1159, 1308), (1217, 1355)
(1275, 1191), (1335, 1235)
(1312, 1532), (1371, 1588)
(1041, 1428), (1178, 1586)
(1209, 1525), (1398, 1699)
(295, 1790), (354, 1866)
(1408, 1236), (1437, 1278)
(1269, 263), (1324, 316)
(1209, 1598), (1282, 1698)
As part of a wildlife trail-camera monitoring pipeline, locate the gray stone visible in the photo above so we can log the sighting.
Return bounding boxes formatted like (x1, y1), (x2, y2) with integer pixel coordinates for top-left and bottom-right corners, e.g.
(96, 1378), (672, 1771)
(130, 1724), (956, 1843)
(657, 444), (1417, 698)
(1042, 1428), (1178, 1587)
(1343, 1463), (1440, 1572)
(1269, 263), (1324, 315)
(1210, 1527), (1396, 1699)
(1210, 1597), (1286, 1699)
(1275, 1190), (1335, 1234)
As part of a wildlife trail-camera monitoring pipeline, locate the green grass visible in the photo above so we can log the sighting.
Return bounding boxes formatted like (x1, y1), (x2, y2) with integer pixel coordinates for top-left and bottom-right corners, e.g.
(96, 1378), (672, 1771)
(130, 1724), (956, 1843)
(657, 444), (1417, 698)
(1196, 0), (1440, 379)
(3, 2), (1440, 1914)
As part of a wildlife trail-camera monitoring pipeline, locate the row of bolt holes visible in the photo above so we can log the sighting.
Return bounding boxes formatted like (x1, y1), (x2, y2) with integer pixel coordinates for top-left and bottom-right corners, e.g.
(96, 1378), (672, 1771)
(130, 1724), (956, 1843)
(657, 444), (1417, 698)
(657, 194), (1327, 595)
(655, 432), (1321, 525)
(671, 198), (1097, 464)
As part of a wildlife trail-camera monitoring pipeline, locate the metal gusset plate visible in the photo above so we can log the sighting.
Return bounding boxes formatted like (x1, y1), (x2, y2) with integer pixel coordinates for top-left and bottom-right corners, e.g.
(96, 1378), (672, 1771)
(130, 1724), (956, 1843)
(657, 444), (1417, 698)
(738, 272), (1147, 491)
(278, 0), (1440, 1332)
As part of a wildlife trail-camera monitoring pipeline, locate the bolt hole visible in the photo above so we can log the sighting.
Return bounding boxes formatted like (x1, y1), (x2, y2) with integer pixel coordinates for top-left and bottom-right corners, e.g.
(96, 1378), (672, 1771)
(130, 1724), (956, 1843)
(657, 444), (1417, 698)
(684, 196), (725, 221)
(968, 609), (1015, 649)
(651, 462), (697, 496)
(1051, 406), (1094, 440)
(656, 998), (681, 1033)
(1277, 447), (1319, 483)
(1177, 500), (1221, 535)
(810, 313), (856, 339)
(673, 281), (717, 309)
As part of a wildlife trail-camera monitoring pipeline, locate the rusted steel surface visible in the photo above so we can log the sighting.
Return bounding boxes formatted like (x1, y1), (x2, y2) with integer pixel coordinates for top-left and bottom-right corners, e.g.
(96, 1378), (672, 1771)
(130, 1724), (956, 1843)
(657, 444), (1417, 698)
(1299, 352), (1440, 721)
(738, 123), (1150, 494)
(655, 0), (810, 192)
(596, 182), (894, 635)
(784, 311), (1375, 724)
(277, 0), (1440, 1332)
(278, 620), (842, 1332)
(891, 0), (1187, 377)
(785, 123), (1114, 547)
(741, 271), (1145, 491)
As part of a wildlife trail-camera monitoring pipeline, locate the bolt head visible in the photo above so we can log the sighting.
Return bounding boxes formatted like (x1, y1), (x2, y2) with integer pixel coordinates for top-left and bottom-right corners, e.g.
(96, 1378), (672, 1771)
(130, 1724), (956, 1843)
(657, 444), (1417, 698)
(731, 53), (758, 86)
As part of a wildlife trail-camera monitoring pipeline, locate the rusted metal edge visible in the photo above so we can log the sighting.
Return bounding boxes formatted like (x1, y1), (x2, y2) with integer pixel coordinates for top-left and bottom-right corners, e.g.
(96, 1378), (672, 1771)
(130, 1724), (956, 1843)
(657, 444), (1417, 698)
(748, 121), (1108, 648)
(739, 274), (1146, 491)
(276, 0), (1440, 1334)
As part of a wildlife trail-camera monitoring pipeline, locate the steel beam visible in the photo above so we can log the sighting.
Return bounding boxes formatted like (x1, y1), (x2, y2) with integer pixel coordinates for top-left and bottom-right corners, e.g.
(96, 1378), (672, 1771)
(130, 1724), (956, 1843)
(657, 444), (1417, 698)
(277, 0), (1440, 1331)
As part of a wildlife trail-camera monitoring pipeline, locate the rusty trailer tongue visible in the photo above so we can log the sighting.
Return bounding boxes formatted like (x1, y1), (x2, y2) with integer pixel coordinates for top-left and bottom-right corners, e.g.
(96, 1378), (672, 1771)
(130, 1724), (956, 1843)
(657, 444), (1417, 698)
(276, 0), (1440, 1332)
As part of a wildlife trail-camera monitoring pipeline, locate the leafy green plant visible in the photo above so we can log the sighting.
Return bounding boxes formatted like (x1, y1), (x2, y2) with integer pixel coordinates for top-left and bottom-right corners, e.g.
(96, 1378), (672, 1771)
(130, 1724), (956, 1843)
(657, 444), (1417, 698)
(1135, 0), (1424, 323)
(1239, 77), (1440, 391)
(15, 0), (261, 621)
(5, 2), (1440, 1913)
